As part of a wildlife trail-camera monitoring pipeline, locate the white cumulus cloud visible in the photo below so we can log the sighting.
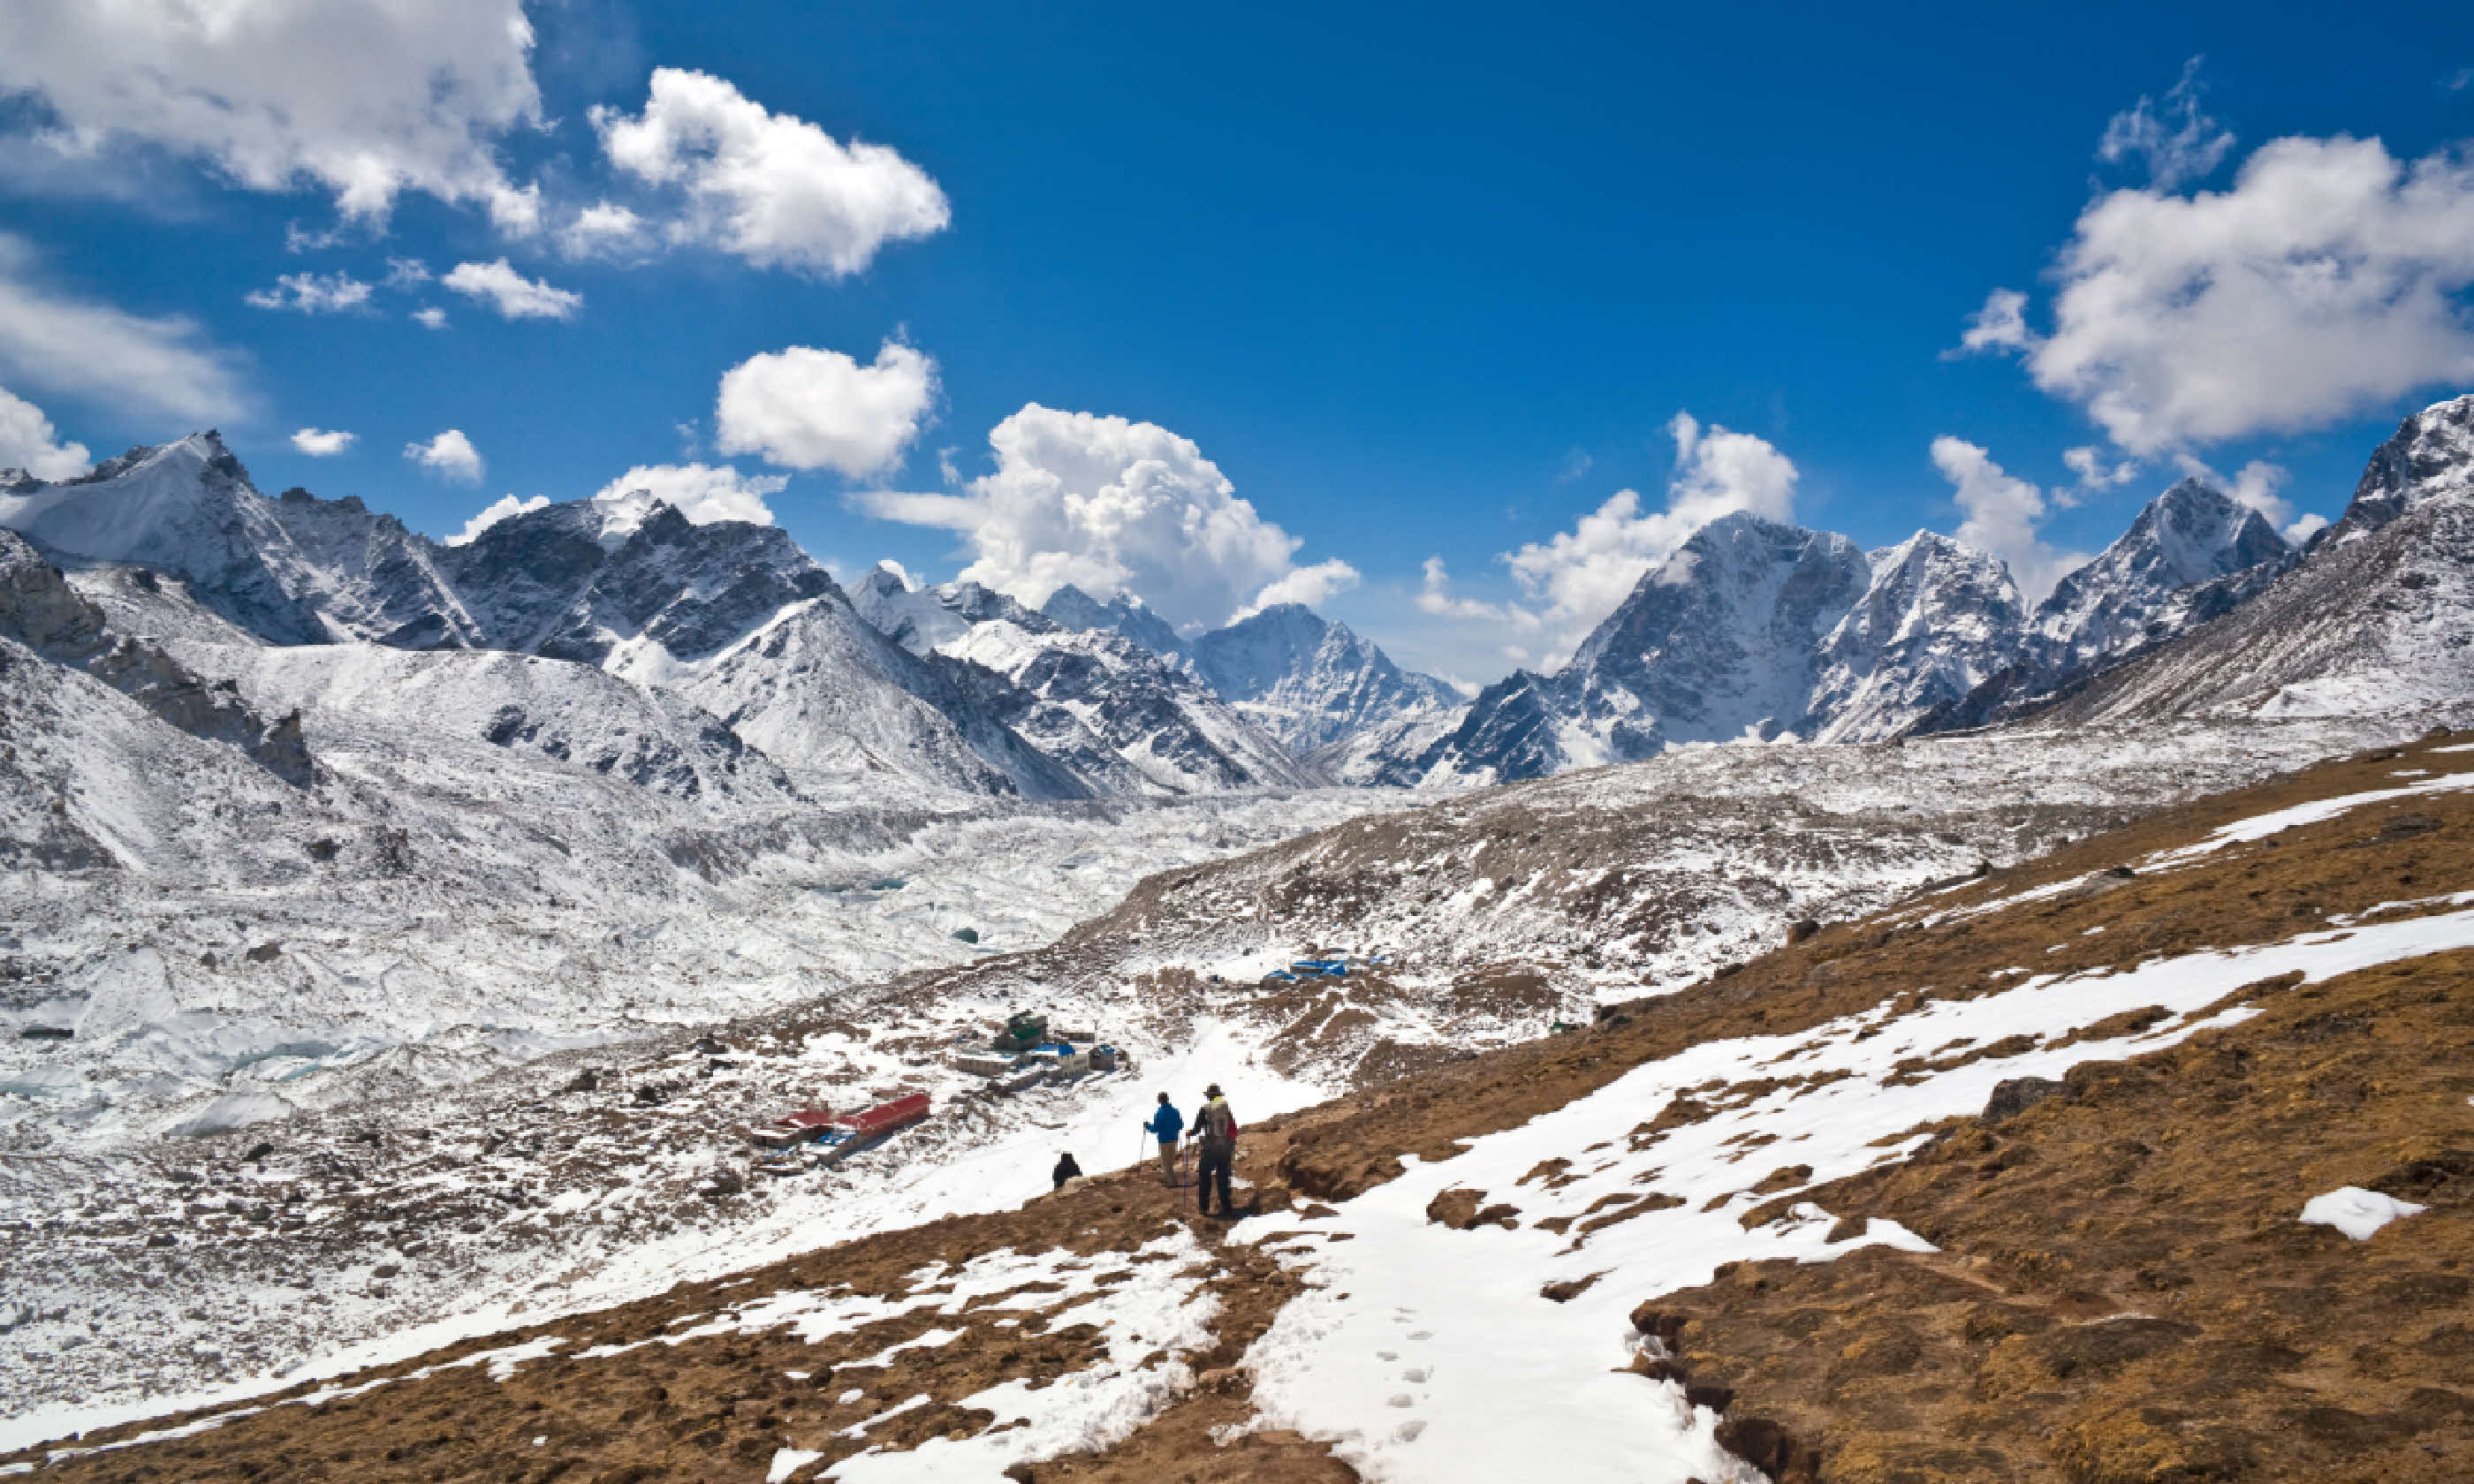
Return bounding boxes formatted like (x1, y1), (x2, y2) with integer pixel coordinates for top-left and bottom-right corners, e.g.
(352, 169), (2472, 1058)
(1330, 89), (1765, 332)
(0, 0), (545, 229)
(291, 427), (356, 457)
(852, 403), (1349, 633)
(0, 234), (246, 424)
(2062, 444), (2139, 491)
(716, 340), (936, 477)
(589, 462), (788, 529)
(1932, 436), (2089, 604)
(446, 492), (549, 546)
(2097, 57), (2235, 191)
(1493, 411), (1801, 662)
(411, 306), (449, 329)
(558, 201), (649, 258)
(0, 384), (90, 479)
(404, 428), (483, 482)
(1416, 555), (1542, 629)
(591, 68), (949, 276)
(1959, 134), (2474, 456)
(245, 272), (374, 314)
(1241, 558), (1361, 617)
(442, 259), (581, 320)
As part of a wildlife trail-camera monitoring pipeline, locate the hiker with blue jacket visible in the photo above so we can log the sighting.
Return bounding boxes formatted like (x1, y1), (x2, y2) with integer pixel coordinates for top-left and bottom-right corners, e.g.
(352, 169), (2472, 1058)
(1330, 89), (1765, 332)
(1146, 1093), (1184, 1185)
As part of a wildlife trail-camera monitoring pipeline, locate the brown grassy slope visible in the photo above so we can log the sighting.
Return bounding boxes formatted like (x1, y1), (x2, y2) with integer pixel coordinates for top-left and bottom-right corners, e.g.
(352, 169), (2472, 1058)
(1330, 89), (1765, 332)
(14, 728), (2474, 1483)
(1635, 946), (2474, 1484)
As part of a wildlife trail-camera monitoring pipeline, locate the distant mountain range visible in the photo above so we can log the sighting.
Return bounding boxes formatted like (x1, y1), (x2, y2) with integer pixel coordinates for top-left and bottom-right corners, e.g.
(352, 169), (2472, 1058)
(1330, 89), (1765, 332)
(1370, 399), (2474, 784)
(4, 392), (2471, 800)
(0, 438), (1456, 800)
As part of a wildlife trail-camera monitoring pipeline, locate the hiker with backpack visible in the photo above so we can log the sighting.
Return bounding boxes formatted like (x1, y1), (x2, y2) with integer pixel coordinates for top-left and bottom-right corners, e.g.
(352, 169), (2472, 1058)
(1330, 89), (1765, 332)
(1193, 1083), (1240, 1217)
(1145, 1093), (1184, 1185)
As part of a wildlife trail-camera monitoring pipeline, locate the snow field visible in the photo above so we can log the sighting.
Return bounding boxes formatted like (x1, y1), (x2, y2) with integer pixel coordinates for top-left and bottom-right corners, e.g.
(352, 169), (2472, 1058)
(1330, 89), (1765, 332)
(1230, 907), (2474, 1483)
(2, 785), (1394, 1152)
(0, 1016), (1329, 1452)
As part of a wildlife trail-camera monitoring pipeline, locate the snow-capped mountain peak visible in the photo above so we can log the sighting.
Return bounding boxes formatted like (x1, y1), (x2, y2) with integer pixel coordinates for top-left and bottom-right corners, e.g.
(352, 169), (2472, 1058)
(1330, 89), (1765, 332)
(2334, 391), (2474, 539)
(1804, 530), (2022, 743)
(1041, 583), (1184, 657)
(0, 431), (471, 648)
(1188, 602), (1460, 755)
(2030, 477), (2292, 677)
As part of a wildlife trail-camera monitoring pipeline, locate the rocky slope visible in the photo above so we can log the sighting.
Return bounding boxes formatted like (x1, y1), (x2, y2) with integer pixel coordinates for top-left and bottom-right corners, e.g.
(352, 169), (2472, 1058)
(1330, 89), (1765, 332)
(1187, 603), (1461, 756)
(1389, 449), (2342, 784)
(0, 531), (312, 789)
(933, 620), (1317, 794)
(16, 730), (2472, 1481)
(2027, 400), (2474, 732)
(1042, 582), (1186, 660)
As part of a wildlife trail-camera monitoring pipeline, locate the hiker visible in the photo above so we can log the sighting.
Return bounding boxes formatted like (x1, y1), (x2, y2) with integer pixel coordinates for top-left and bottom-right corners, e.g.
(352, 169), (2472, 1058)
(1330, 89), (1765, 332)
(1051, 1151), (1082, 1190)
(1145, 1093), (1184, 1185)
(1193, 1083), (1240, 1218)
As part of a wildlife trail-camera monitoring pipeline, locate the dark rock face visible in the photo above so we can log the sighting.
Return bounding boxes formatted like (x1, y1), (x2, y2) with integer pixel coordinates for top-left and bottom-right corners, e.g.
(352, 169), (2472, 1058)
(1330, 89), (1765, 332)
(0, 530), (314, 786)
(2334, 393), (2474, 540)
(1980, 1076), (2068, 1124)
(527, 505), (834, 669)
(2024, 479), (2295, 685)
(1407, 514), (1874, 782)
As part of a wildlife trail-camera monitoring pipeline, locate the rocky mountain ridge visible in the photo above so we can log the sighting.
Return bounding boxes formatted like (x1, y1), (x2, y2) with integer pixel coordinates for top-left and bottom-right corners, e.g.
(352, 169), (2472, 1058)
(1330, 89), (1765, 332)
(1376, 399), (2474, 784)
(0, 443), (1325, 802)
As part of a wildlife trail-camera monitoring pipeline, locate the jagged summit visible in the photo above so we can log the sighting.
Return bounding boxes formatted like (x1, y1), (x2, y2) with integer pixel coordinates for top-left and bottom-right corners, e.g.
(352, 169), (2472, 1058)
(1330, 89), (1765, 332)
(1805, 530), (2023, 743)
(2330, 391), (2474, 539)
(1390, 477), (2320, 784)
(0, 430), (466, 647)
(1409, 512), (1874, 783)
(1041, 582), (1184, 657)
(2029, 477), (2292, 678)
(1188, 602), (1461, 755)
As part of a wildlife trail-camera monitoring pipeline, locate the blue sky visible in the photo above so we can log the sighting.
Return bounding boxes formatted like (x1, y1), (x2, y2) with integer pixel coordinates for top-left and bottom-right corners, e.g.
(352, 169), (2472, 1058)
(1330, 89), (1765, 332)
(2, 1), (2472, 683)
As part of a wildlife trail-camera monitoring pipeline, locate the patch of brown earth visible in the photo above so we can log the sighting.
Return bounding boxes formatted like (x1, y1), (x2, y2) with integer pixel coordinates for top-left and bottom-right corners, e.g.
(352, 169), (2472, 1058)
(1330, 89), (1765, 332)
(6, 1164), (1344, 1484)
(1632, 948), (2474, 1482)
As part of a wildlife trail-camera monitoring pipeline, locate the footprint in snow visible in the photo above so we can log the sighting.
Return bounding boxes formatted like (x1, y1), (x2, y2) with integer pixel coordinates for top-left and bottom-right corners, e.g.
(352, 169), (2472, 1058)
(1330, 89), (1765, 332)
(1401, 1367), (1430, 1382)
(1409, 1330), (1433, 1340)
(1394, 1421), (1427, 1442)
(1377, 1350), (1398, 1360)
(1387, 1394), (1415, 1408)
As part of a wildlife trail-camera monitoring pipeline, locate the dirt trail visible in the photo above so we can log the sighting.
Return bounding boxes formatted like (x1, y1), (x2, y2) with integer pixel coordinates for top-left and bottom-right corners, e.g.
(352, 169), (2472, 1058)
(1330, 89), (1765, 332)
(12, 731), (2474, 1481)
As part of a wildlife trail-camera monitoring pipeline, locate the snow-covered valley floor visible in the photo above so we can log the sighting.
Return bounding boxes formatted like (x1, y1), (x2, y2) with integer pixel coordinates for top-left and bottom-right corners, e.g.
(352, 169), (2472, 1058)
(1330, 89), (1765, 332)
(1, 787), (1403, 1154)
(0, 715), (2445, 1447)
